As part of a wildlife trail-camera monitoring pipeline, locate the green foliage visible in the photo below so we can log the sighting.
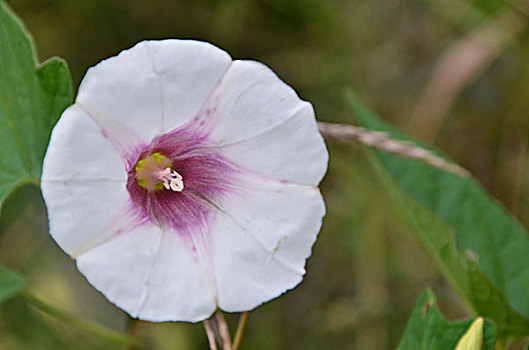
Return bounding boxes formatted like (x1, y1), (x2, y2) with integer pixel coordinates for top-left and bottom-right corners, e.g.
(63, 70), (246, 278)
(348, 91), (529, 337)
(0, 1), (72, 211)
(0, 266), (25, 305)
(397, 289), (497, 350)
(0, 5), (131, 347)
(0, 297), (70, 350)
(0, 0), (527, 348)
(21, 292), (142, 348)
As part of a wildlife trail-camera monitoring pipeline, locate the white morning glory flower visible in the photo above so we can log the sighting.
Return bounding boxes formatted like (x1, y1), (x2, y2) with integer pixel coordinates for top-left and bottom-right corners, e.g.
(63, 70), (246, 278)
(41, 39), (328, 322)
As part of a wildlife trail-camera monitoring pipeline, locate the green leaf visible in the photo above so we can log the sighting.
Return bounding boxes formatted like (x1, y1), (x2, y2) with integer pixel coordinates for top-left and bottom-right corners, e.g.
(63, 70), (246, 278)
(397, 289), (497, 350)
(0, 1), (73, 210)
(347, 90), (529, 337)
(0, 297), (70, 350)
(0, 266), (25, 304)
(21, 292), (142, 347)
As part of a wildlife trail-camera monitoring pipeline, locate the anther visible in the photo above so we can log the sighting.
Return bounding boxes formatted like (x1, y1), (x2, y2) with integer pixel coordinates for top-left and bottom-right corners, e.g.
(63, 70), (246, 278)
(157, 168), (184, 192)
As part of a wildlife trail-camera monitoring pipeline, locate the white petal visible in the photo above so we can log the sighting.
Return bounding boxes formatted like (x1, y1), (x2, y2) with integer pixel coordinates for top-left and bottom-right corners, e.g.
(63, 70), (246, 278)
(76, 40), (232, 144)
(41, 105), (130, 256)
(146, 40), (232, 132)
(42, 104), (126, 181)
(212, 177), (325, 312)
(221, 103), (327, 186)
(77, 227), (216, 322)
(205, 60), (328, 185)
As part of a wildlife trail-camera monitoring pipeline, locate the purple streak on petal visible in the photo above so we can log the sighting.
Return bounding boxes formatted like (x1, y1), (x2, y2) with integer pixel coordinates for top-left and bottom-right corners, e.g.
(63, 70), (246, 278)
(124, 144), (149, 171)
(150, 126), (210, 159)
(94, 124), (147, 170)
(75, 102), (148, 169)
(125, 122), (237, 246)
(186, 85), (222, 135)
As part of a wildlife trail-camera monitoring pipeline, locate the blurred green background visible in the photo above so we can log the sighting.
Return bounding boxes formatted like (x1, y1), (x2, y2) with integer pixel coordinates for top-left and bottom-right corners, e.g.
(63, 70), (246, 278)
(1, 0), (529, 348)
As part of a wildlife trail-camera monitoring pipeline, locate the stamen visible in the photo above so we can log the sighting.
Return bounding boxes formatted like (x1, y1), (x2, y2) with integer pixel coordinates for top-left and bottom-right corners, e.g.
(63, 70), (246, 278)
(157, 168), (184, 192)
(134, 152), (184, 192)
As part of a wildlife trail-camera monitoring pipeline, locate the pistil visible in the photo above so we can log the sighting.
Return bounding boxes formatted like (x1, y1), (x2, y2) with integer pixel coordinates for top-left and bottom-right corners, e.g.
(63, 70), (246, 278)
(135, 152), (184, 192)
(157, 168), (184, 192)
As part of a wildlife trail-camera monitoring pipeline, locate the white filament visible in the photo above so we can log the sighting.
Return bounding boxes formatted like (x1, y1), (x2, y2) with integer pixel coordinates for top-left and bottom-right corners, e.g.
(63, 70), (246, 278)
(157, 168), (184, 192)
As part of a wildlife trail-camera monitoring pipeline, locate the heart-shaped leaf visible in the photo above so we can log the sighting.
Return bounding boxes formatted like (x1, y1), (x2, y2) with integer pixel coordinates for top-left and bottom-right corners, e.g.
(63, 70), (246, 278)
(349, 91), (529, 337)
(398, 289), (497, 350)
(0, 1), (72, 211)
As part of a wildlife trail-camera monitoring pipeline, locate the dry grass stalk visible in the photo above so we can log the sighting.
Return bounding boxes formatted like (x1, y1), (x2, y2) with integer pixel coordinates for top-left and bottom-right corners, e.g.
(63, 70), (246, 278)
(318, 122), (470, 177)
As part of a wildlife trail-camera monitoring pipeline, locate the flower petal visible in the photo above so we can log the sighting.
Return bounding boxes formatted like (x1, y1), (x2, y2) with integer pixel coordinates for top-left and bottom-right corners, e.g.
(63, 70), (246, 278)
(146, 40), (232, 132)
(43, 40), (329, 322)
(203, 60), (328, 185)
(42, 104), (127, 181)
(41, 105), (131, 256)
(76, 40), (232, 145)
(220, 102), (327, 186)
(77, 226), (216, 322)
(211, 176), (325, 311)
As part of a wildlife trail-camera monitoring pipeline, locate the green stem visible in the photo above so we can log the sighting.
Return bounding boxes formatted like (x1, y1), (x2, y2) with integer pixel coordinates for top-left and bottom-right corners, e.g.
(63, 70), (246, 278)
(20, 290), (141, 347)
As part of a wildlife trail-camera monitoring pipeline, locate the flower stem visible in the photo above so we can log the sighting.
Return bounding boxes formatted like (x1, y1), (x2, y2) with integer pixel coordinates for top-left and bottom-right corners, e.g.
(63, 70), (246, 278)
(203, 318), (219, 350)
(215, 311), (232, 350)
(20, 290), (141, 347)
(232, 312), (250, 350)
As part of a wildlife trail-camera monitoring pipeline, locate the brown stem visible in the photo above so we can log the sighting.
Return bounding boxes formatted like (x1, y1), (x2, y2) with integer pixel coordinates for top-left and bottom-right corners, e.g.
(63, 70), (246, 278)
(318, 122), (470, 177)
(232, 312), (250, 350)
(215, 311), (232, 350)
(203, 319), (219, 350)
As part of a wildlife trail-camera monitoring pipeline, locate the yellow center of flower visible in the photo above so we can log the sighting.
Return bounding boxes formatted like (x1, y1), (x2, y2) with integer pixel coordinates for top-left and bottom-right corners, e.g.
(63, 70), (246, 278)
(135, 152), (184, 192)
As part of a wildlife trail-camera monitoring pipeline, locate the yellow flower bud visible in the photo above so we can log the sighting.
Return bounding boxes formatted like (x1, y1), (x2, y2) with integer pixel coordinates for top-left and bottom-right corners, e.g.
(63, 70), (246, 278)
(454, 317), (484, 350)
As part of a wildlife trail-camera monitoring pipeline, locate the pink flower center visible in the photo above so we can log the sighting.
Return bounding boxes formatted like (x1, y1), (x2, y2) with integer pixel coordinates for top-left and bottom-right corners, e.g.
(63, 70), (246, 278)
(134, 152), (184, 192)
(125, 126), (236, 236)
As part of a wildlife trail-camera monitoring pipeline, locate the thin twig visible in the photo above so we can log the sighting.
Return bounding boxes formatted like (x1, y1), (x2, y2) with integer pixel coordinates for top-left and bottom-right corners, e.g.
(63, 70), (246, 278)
(318, 122), (470, 177)
(215, 311), (232, 350)
(203, 319), (219, 350)
(232, 312), (250, 350)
